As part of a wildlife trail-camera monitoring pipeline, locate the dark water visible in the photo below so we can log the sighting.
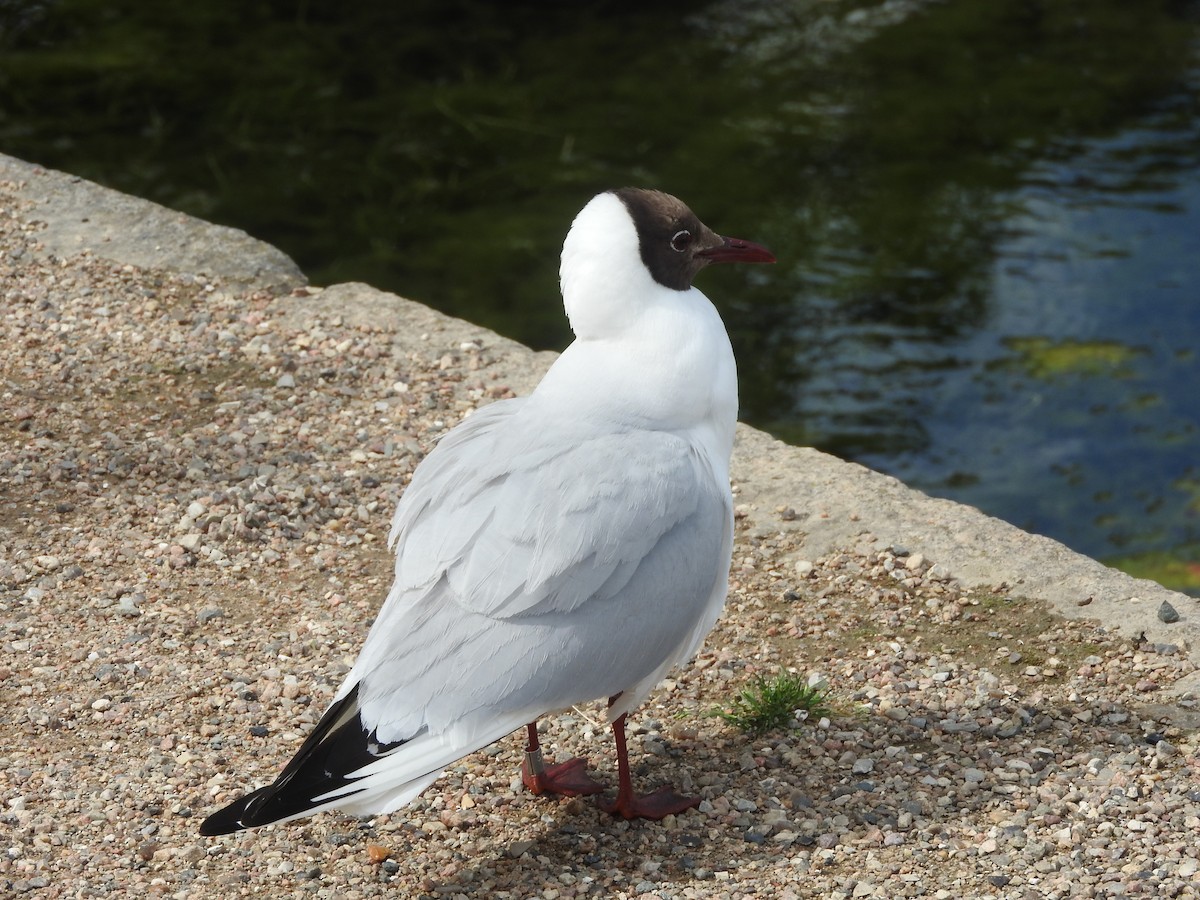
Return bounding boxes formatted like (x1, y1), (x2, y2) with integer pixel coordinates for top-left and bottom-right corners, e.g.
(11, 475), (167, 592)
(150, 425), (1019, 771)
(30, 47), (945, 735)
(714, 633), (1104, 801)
(3, 0), (1199, 591)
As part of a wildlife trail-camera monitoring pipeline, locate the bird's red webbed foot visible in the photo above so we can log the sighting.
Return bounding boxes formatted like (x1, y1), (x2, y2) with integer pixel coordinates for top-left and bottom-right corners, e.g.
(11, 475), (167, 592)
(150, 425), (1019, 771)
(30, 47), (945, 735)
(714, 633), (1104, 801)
(598, 785), (700, 820)
(598, 711), (699, 820)
(523, 755), (606, 797)
(521, 722), (606, 797)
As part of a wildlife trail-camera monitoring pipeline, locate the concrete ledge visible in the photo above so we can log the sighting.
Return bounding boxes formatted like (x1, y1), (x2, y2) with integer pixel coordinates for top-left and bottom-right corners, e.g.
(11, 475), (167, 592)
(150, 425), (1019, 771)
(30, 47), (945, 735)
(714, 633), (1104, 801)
(0, 153), (306, 292)
(732, 429), (1199, 677)
(4, 152), (1195, 678)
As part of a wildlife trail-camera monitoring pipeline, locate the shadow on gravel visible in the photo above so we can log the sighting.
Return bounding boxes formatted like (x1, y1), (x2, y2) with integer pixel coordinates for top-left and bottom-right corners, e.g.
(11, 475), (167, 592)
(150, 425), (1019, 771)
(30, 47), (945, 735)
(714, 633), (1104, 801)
(365, 686), (1197, 898)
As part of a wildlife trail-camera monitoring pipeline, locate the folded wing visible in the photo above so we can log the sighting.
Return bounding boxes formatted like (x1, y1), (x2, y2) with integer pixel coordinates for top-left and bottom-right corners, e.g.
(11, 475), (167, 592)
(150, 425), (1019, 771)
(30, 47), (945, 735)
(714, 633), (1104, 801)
(204, 399), (732, 829)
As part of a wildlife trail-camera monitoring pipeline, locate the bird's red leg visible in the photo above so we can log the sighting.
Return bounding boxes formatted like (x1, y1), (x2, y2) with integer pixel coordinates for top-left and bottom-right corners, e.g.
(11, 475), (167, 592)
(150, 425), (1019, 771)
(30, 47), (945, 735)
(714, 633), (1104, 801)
(521, 721), (605, 797)
(598, 712), (699, 820)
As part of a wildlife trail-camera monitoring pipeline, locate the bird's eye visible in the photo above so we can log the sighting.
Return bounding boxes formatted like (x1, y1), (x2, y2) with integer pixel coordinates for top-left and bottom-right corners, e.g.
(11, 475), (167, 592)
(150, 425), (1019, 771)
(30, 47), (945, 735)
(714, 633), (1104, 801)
(670, 230), (692, 252)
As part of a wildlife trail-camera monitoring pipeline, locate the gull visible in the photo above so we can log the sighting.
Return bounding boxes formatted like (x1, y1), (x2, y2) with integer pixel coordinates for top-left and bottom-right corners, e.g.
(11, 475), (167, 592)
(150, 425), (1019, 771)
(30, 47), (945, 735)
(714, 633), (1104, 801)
(200, 188), (774, 835)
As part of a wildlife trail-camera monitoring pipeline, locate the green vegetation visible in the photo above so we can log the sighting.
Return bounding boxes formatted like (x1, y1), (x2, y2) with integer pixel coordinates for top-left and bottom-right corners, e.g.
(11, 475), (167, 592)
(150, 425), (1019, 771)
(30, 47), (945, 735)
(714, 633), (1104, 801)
(715, 673), (833, 737)
(1002, 337), (1147, 379)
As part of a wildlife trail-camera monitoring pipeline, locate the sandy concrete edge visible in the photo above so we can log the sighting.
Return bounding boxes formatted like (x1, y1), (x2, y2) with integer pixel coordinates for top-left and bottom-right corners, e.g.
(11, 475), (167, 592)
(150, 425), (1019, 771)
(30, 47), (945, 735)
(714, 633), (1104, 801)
(5, 152), (1195, 684)
(0, 152), (307, 293)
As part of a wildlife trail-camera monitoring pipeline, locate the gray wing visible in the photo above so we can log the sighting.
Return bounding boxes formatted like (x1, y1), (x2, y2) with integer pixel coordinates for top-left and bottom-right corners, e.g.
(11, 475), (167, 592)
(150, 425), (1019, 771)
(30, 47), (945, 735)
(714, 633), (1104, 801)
(387, 399), (725, 618)
(348, 398), (731, 742)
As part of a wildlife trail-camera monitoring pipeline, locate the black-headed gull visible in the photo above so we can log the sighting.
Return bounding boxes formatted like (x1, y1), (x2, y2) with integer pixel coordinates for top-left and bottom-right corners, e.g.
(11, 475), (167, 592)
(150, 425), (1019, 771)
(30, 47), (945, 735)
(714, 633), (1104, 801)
(200, 188), (774, 834)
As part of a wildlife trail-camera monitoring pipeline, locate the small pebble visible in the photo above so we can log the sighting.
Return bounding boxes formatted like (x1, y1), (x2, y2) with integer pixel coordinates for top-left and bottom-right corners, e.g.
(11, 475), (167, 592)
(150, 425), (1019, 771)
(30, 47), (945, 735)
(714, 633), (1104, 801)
(366, 843), (391, 863)
(1158, 600), (1181, 623)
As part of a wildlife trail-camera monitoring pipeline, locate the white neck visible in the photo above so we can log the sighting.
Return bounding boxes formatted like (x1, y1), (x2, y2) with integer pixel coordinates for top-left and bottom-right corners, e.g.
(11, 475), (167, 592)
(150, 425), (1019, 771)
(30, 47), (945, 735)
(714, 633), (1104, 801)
(536, 298), (738, 476)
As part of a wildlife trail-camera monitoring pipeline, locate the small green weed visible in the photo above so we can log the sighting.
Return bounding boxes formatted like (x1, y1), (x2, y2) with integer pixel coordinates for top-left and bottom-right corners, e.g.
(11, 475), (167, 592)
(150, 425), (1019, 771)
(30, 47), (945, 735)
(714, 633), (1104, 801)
(714, 672), (832, 737)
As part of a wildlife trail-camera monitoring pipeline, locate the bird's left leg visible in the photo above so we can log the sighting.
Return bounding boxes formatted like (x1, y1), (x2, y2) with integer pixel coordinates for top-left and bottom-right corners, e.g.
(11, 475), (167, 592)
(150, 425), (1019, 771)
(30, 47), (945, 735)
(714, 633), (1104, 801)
(521, 721), (606, 797)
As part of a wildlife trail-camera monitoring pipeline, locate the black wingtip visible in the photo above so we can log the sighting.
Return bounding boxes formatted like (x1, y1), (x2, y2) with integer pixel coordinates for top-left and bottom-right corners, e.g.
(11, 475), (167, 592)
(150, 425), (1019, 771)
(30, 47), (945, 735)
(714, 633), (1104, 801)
(198, 684), (406, 837)
(199, 786), (271, 836)
(199, 803), (245, 836)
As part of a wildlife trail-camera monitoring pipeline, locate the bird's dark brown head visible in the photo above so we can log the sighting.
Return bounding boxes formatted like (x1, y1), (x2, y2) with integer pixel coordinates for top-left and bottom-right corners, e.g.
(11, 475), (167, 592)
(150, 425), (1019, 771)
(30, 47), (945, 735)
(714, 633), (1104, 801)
(612, 188), (775, 291)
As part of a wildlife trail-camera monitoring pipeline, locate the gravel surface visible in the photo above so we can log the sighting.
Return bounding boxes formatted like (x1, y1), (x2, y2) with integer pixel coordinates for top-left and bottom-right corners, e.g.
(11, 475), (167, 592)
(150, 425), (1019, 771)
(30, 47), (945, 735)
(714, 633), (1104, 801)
(4, 175), (1200, 900)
